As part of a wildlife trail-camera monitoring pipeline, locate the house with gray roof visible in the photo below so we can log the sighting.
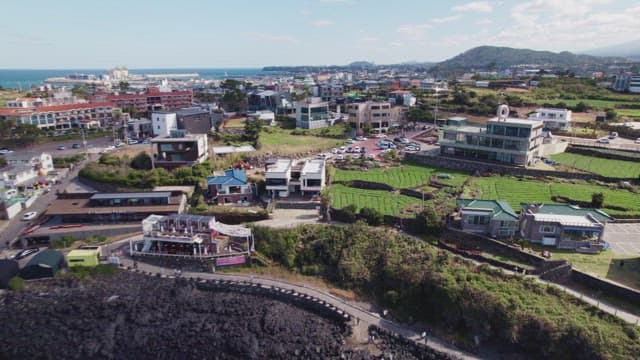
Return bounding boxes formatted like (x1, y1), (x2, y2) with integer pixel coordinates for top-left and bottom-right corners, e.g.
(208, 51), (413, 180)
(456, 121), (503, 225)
(519, 203), (612, 251)
(456, 199), (519, 239)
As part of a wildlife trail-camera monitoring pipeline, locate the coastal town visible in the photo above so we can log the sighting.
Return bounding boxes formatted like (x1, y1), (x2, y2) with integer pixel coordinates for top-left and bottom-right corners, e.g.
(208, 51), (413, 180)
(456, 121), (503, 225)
(1, 1), (640, 359)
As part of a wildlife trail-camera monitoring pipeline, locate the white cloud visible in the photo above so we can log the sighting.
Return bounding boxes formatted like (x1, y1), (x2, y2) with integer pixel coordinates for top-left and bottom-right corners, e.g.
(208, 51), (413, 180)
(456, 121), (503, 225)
(452, 1), (493, 12)
(300, 10), (312, 16)
(397, 23), (431, 42)
(431, 15), (461, 24)
(476, 19), (493, 25)
(247, 32), (300, 44)
(361, 36), (379, 42)
(310, 19), (333, 27)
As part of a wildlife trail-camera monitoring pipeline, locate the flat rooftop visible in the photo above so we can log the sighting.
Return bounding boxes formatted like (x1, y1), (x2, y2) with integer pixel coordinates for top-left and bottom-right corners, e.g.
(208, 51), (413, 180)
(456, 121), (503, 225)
(151, 133), (206, 142)
(487, 117), (543, 127)
(302, 159), (324, 175)
(532, 213), (602, 228)
(91, 192), (172, 200)
(266, 159), (292, 173)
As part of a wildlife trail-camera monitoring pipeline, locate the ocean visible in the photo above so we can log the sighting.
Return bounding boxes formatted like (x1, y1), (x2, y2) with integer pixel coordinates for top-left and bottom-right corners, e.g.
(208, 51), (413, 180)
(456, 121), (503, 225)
(0, 68), (269, 90)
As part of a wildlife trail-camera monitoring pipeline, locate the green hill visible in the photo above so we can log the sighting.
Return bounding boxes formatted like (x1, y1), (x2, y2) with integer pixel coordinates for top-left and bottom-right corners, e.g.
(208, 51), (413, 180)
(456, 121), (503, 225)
(431, 45), (625, 73)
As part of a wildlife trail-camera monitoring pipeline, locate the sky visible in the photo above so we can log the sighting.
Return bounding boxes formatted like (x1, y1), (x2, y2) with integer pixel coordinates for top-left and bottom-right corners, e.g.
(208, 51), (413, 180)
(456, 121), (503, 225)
(1, 0), (639, 69)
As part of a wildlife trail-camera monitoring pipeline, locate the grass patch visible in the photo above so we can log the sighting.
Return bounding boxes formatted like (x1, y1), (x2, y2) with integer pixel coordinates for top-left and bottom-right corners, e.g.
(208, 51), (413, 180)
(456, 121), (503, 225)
(258, 127), (343, 155)
(465, 176), (640, 215)
(550, 152), (640, 179)
(223, 117), (246, 128)
(330, 184), (426, 217)
(334, 163), (468, 189)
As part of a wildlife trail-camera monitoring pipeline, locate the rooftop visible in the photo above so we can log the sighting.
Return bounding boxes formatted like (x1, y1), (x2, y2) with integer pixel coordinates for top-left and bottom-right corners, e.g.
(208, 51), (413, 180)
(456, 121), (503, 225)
(90, 192), (172, 200)
(531, 213), (602, 228)
(207, 169), (248, 186)
(457, 198), (518, 221)
(521, 203), (612, 223)
(487, 117), (543, 127)
(302, 159), (325, 175)
(151, 133), (206, 142)
(212, 145), (256, 155)
(176, 107), (209, 116)
(266, 159), (293, 173)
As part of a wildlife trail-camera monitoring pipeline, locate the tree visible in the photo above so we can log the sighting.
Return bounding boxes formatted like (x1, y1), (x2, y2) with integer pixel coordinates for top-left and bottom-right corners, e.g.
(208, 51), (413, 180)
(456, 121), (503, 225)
(319, 188), (332, 222)
(118, 81), (130, 93)
(573, 102), (589, 112)
(71, 85), (88, 99)
(359, 207), (383, 226)
(242, 119), (263, 146)
(605, 109), (617, 120)
(130, 152), (152, 170)
(591, 192), (604, 208)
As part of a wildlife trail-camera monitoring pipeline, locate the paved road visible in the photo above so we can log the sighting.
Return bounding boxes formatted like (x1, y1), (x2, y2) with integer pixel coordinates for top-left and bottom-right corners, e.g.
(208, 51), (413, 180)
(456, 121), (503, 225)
(604, 223), (640, 256)
(0, 159), (88, 250)
(554, 135), (640, 151)
(118, 255), (480, 360)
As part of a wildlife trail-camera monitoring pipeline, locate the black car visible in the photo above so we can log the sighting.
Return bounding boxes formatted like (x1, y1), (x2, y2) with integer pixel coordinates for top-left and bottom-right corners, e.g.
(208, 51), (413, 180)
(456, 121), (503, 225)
(72, 143), (81, 149)
(12, 247), (40, 260)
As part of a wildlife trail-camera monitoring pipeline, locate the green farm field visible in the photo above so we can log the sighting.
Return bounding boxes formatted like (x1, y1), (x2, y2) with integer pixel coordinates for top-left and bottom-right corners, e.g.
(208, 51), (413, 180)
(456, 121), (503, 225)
(329, 184), (425, 217)
(258, 127), (343, 155)
(465, 176), (640, 215)
(333, 163), (468, 189)
(550, 152), (640, 179)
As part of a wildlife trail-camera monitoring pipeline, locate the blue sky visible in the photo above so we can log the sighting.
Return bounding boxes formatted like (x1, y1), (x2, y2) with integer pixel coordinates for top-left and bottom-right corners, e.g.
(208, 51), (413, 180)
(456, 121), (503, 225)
(1, 0), (637, 68)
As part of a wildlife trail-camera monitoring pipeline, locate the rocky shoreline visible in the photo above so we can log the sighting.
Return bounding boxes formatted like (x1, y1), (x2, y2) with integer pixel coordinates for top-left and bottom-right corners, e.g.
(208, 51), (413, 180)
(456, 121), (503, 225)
(0, 271), (450, 360)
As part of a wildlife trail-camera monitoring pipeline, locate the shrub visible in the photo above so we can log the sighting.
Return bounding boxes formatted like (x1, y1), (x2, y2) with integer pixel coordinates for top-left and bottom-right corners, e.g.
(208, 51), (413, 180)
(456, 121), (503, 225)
(8, 276), (24, 291)
(359, 207), (383, 226)
(591, 192), (604, 208)
(130, 151), (152, 170)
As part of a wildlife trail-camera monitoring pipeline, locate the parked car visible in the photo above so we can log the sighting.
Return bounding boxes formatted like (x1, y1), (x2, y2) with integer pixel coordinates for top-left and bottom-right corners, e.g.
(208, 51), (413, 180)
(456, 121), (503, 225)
(12, 247), (40, 260)
(128, 139), (139, 145)
(609, 132), (618, 139)
(0, 147), (13, 154)
(331, 147), (338, 154)
(346, 138), (355, 144)
(335, 154), (344, 160)
(115, 142), (125, 148)
(360, 146), (367, 153)
(355, 136), (366, 141)
(635, 138), (640, 144)
(374, 133), (387, 138)
(142, 139), (151, 144)
(596, 138), (610, 144)
(21, 211), (38, 221)
(57, 145), (66, 150)
(72, 143), (81, 149)
(354, 146), (361, 153)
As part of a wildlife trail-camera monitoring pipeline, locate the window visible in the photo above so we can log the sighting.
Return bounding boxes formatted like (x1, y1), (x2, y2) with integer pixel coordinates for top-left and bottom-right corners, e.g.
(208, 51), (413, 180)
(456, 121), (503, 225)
(539, 225), (555, 234)
(500, 221), (513, 228)
(467, 215), (488, 225)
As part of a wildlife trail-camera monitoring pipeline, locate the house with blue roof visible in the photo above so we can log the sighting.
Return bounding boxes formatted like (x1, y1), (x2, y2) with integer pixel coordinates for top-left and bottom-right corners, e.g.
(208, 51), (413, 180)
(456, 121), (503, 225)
(206, 169), (253, 205)
(456, 198), (519, 239)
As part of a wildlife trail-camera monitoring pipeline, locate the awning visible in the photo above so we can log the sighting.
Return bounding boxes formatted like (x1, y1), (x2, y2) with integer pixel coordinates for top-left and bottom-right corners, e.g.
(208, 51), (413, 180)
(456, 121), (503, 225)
(212, 222), (251, 237)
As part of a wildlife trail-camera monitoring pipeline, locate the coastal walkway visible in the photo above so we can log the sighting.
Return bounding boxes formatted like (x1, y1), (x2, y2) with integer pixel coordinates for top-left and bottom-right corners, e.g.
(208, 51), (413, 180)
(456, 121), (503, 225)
(117, 256), (480, 360)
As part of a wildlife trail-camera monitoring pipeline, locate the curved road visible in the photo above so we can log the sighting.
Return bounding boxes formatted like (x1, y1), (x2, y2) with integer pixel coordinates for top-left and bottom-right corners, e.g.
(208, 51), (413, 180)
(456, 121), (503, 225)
(116, 255), (480, 360)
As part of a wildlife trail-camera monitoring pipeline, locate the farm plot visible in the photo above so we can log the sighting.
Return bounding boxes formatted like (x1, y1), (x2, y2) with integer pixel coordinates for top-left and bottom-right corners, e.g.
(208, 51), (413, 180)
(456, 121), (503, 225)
(465, 176), (640, 216)
(329, 184), (425, 217)
(333, 164), (467, 189)
(550, 153), (640, 179)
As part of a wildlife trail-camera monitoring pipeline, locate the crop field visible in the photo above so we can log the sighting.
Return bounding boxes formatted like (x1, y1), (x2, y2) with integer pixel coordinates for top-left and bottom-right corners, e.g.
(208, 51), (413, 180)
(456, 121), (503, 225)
(259, 128), (343, 155)
(465, 176), (640, 215)
(329, 184), (425, 217)
(550, 153), (640, 179)
(333, 164), (468, 189)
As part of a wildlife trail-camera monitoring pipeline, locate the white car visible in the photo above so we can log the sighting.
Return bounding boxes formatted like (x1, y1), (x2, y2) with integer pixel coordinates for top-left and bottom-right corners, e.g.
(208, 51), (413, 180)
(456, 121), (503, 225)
(374, 133), (387, 138)
(596, 138), (610, 144)
(128, 139), (139, 145)
(635, 138), (640, 144)
(331, 148), (338, 154)
(21, 211), (38, 221)
(355, 136), (367, 141)
(335, 154), (344, 160)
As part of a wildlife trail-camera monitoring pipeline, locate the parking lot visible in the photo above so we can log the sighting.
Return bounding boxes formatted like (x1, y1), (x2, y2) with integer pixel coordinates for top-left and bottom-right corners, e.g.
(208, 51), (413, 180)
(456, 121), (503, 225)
(603, 223), (640, 256)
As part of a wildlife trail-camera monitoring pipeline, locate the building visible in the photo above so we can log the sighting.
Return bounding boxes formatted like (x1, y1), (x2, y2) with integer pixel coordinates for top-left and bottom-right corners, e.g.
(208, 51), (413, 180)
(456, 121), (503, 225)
(128, 118), (153, 139)
(347, 101), (401, 134)
(300, 159), (326, 195)
(175, 107), (213, 134)
(612, 75), (640, 93)
(91, 88), (193, 116)
(20, 250), (65, 279)
(130, 213), (253, 260)
(456, 199), (519, 239)
(248, 110), (276, 126)
(388, 90), (416, 107)
(0, 103), (114, 130)
(296, 98), (331, 129)
(265, 158), (292, 197)
(247, 90), (280, 111)
(519, 203), (613, 251)
(311, 84), (344, 101)
(45, 191), (187, 223)
(5, 97), (47, 108)
(151, 130), (208, 170)
(528, 108), (572, 131)
(206, 169), (254, 205)
(66, 248), (100, 267)
(151, 111), (178, 137)
(440, 106), (544, 166)
(1, 152), (53, 189)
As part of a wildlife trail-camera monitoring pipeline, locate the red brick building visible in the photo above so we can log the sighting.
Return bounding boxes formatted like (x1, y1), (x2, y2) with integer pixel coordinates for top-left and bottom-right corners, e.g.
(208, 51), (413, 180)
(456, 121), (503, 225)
(91, 87), (193, 117)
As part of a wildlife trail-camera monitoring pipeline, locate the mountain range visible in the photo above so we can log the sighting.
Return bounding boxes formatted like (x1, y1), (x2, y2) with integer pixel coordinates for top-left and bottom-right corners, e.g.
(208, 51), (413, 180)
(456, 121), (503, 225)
(429, 46), (628, 73)
(581, 39), (640, 60)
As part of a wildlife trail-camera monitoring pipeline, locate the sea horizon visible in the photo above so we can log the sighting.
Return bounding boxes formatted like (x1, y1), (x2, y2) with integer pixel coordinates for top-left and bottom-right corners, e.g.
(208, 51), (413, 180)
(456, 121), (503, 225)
(0, 68), (268, 90)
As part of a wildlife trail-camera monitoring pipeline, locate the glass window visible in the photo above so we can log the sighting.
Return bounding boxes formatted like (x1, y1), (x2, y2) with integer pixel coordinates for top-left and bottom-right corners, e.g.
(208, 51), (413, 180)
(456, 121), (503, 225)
(539, 225), (555, 233)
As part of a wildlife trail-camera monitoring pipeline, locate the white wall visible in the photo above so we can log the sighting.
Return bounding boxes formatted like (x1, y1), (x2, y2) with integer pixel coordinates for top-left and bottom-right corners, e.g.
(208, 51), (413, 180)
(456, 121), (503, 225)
(152, 113), (177, 137)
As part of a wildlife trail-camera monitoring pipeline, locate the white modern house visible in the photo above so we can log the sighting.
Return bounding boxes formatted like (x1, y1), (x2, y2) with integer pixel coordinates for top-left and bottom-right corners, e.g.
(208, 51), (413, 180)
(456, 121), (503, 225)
(265, 159), (293, 197)
(1, 152), (54, 189)
(528, 108), (572, 131)
(151, 111), (178, 137)
(296, 98), (330, 129)
(300, 159), (325, 195)
(249, 110), (276, 126)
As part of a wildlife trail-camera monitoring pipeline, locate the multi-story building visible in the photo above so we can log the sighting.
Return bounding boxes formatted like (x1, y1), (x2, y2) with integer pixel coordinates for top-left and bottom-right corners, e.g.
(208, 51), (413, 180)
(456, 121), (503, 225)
(151, 130), (208, 170)
(206, 169), (254, 205)
(300, 159), (325, 195)
(440, 113), (544, 166)
(0, 103), (114, 130)
(296, 98), (330, 129)
(91, 87), (193, 116)
(265, 159), (292, 197)
(388, 90), (416, 107)
(5, 97), (47, 108)
(347, 101), (400, 134)
(151, 107), (212, 137)
(247, 90), (280, 112)
(311, 84), (344, 101)
(528, 108), (572, 131)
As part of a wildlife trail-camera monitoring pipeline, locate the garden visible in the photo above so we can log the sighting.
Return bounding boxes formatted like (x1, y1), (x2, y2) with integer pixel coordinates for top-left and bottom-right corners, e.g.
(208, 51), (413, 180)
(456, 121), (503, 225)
(329, 184), (427, 218)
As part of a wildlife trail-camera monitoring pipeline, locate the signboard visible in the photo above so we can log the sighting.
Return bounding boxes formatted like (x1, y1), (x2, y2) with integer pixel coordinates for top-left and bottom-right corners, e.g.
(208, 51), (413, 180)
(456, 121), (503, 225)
(216, 255), (246, 267)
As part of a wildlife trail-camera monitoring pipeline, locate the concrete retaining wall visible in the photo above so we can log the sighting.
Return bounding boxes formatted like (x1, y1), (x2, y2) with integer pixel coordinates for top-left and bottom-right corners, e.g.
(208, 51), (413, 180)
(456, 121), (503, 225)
(570, 269), (640, 305)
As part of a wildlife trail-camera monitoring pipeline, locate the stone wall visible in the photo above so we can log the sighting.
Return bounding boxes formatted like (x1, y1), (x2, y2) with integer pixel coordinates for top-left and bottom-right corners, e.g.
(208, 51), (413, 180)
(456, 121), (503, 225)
(570, 269), (640, 305)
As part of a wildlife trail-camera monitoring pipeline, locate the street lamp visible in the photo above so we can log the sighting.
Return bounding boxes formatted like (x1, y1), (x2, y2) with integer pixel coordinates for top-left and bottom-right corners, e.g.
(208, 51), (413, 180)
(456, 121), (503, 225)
(433, 88), (440, 127)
